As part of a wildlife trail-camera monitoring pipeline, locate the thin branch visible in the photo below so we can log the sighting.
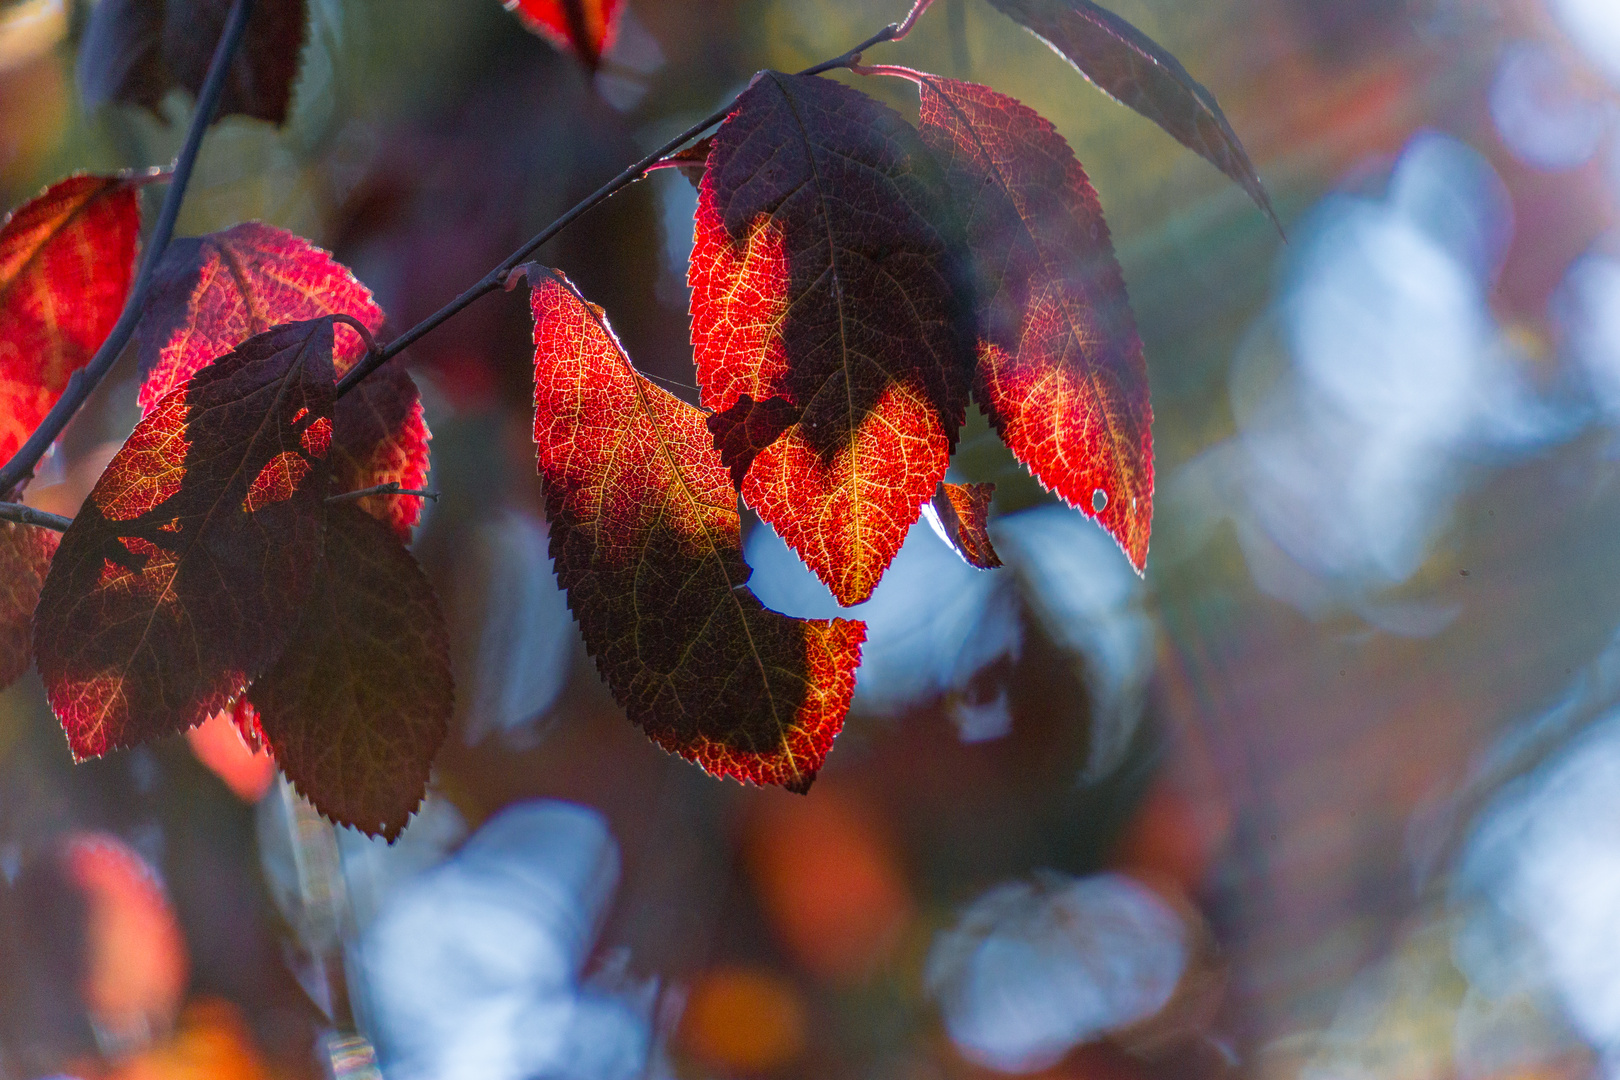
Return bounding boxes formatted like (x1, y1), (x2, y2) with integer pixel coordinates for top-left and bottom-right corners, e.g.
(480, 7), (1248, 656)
(0, 0), (257, 500)
(326, 483), (439, 505)
(894, 0), (937, 42)
(335, 8), (925, 400)
(0, 503), (72, 532)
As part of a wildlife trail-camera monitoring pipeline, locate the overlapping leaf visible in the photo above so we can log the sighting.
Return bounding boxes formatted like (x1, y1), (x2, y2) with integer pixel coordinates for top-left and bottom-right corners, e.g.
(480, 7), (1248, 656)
(531, 268), (864, 792)
(33, 319), (336, 760)
(78, 0), (309, 125)
(0, 523), (58, 691)
(689, 72), (972, 606)
(883, 71), (1152, 568)
(922, 481), (1002, 569)
(247, 504), (451, 840)
(138, 222), (428, 539)
(984, 0), (1279, 231)
(0, 175), (140, 466)
(504, 0), (625, 69)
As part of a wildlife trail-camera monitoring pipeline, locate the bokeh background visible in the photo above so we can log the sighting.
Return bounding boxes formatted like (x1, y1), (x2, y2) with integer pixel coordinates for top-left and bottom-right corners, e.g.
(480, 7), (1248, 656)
(4, 0), (1620, 1077)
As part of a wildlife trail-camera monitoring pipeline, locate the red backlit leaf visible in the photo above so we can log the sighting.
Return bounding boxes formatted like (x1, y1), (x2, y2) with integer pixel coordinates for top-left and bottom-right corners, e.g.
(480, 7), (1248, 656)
(78, 0), (310, 126)
(689, 72), (972, 606)
(922, 481), (1002, 569)
(32, 319), (336, 760)
(139, 222), (429, 538)
(504, 0), (625, 69)
(0, 522), (58, 691)
(530, 268), (865, 792)
(887, 72), (1152, 568)
(983, 0), (1279, 231)
(707, 394), (799, 489)
(247, 504), (451, 839)
(61, 833), (189, 1035)
(0, 175), (141, 466)
(230, 697), (266, 752)
(331, 365), (431, 541)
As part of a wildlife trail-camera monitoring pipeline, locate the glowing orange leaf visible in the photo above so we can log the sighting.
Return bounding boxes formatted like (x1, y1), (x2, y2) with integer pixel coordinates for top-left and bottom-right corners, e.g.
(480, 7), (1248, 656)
(504, 0), (625, 69)
(884, 71), (1152, 568)
(530, 268), (865, 792)
(923, 481), (1002, 569)
(139, 222), (429, 539)
(0, 175), (140, 466)
(247, 504), (451, 839)
(689, 72), (972, 606)
(0, 522), (58, 691)
(32, 319), (336, 760)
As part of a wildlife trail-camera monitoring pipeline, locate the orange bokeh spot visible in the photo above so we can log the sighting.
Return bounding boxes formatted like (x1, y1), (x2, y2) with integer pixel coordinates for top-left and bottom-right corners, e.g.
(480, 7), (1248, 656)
(186, 707), (276, 803)
(107, 998), (272, 1080)
(745, 784), (913, 983)
(677, 967), (808, 1075)
(61, 833), (189, 1044)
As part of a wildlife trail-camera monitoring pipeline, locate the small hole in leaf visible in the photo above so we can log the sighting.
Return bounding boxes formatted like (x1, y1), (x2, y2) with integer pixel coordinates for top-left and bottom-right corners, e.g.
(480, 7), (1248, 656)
(1092, 488), (1108, 513)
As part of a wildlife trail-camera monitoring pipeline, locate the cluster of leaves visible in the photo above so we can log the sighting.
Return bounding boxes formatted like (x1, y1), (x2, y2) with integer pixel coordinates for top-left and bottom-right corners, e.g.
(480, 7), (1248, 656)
(0, 0), (1272, 837)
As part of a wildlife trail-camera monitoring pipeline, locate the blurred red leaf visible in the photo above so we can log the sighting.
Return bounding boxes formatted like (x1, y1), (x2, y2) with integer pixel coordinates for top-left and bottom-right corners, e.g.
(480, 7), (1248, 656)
(530, 268), (864, 792)
(78, 0), (309, 126)
(745, 783), (913, 981)
(61, 834), (189, 1041)
(924, 481), (1002, 569)
(186, 705), (276, 803)
(139, 222), (429, 539)
(895, 72), (1152, 568)
(983, 0), (1279, 231)
(248, 504), (451, 839)
(33, 319), (336, 760)
(689, 72), (972, 606)
(0, 522), (58, 691)
(504, 0), (625, 69)
(0, 175), (140, 466)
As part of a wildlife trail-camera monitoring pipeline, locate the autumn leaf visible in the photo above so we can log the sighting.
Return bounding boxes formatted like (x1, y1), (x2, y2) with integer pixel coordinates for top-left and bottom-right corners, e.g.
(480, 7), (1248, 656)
(138, 222), (429, 539)
(707, 394), (799, 489)
(504, 0), (625, 69)
(0, 175), (141, 467)
(330, 366), (431, 542)
(0, 522), (58, 692)
(33, 319), (336, 760)
(922, 482), (1002, 570)
(78, 0), (309, 126)
(984, 0), (1279, 232)
(879, 71), (1152, 569)
(530, 267), (864, 792)
(247, 504), (451, 839)
(229, 697), (266, 751)
(689, 72), (973, 606)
